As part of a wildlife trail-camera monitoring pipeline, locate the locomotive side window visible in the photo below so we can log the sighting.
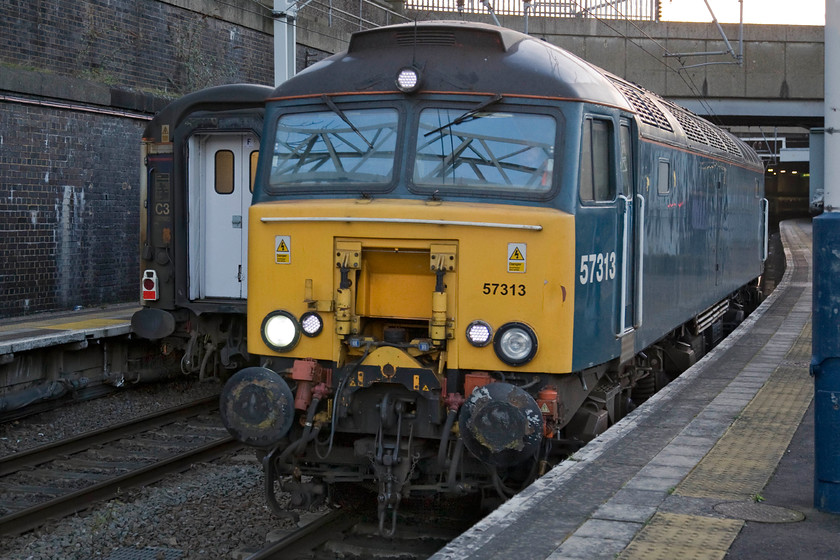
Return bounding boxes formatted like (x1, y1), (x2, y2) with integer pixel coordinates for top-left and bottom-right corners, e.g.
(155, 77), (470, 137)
(657, 159), (671, 195)
(249, 151), (258, 193)
(215, 150), (234, 195)
(268, 108), (398, 189)
(580, 118), (614, 203)
(413, 108), (555, 193)
(619, 124), (633, 197)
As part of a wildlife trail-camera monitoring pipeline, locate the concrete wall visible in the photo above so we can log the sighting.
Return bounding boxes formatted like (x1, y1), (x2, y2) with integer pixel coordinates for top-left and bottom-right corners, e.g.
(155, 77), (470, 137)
(399, 11), (824, 104)
(531, 18), (823, 102)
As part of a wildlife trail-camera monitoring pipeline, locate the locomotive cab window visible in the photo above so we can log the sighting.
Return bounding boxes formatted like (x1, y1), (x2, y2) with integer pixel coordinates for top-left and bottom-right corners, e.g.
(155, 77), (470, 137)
(215, 150), (234, 194)
(413, 107), (556, 194)
(619, 123), (633, 197)
(267, 107), (399, 191)
(580, 118), (615, 203)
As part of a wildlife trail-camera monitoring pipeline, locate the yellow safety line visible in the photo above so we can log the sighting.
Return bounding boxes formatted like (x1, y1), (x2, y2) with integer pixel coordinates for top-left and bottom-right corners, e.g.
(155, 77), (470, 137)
(39, 319), (130, 331)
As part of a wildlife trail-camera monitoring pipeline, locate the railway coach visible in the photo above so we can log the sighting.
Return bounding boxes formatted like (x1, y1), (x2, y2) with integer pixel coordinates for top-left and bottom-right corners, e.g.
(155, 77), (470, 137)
(212, 21), (767, 532)
(132, 84), (273, 379)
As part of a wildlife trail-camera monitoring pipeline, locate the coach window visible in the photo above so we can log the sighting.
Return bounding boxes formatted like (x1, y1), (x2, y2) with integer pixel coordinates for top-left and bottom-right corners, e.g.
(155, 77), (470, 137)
(580, 118), (615, 203)
(215, 150), (234, 195)
(657, 159), (671, 195)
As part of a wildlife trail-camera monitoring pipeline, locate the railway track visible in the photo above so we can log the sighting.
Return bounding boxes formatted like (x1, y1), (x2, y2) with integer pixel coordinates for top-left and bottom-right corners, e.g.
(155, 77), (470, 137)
(244, 499), (480, 560)
(0, 395), (241, 536)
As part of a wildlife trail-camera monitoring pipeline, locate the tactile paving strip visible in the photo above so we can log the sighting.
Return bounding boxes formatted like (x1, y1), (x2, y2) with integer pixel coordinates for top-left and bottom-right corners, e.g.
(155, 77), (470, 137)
(618, 512), (743, 560)
(676, 323), (812, 501)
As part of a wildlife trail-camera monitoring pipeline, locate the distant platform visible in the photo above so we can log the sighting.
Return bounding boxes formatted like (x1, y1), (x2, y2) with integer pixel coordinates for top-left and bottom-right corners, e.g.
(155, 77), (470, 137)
(0, 303), (138, 356)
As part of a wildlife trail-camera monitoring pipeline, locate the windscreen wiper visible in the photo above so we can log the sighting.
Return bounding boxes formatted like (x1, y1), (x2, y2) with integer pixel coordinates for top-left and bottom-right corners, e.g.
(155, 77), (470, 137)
(322, 94), (374, 149)
(423, 93), (504, 137)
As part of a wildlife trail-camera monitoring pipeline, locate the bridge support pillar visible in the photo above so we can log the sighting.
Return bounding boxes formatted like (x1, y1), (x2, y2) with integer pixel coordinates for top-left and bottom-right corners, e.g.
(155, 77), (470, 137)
(814, 0), (840, 514)
(813, 213), (840, 512)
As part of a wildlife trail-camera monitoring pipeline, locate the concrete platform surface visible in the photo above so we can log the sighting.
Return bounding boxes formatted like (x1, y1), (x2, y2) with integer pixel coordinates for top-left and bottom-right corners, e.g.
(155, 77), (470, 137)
(433, 219), (832, 560)
(0, 303), (137, 355)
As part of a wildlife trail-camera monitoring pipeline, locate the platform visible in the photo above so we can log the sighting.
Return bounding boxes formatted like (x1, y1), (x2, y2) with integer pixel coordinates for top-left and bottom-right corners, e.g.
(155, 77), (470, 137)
(433, 219), (837, 560)
(0, 303), (138, 356)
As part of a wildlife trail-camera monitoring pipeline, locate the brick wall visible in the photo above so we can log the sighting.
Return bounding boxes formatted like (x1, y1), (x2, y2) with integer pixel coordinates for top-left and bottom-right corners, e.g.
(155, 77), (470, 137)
(1, 0), (274, 95)
(0, 102), (147, 315)
(0, 0), (276, 318)
(0, 0), (402, 319)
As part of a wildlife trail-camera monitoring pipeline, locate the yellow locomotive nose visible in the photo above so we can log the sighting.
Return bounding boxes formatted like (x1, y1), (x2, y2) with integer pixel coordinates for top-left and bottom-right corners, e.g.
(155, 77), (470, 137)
(331, 239), (457, 345)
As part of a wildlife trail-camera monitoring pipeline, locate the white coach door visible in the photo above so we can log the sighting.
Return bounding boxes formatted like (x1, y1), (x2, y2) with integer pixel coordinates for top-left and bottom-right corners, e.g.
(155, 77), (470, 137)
(196, 134), (258, 299)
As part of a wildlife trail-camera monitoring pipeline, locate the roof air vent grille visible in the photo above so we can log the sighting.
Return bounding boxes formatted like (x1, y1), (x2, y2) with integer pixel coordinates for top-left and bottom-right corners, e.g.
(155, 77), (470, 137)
(395, 30), (456, 47)
(609, 78), (673, 133)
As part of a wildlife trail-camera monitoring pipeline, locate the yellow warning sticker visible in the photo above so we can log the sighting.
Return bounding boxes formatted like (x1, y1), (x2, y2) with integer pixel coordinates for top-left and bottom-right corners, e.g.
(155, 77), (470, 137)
(508, 243), (526, 273)
(275, 235), (291, 264)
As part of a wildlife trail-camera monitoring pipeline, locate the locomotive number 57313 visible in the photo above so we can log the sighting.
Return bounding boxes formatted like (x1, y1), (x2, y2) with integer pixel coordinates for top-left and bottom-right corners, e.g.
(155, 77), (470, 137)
(579, 252), (616, 285)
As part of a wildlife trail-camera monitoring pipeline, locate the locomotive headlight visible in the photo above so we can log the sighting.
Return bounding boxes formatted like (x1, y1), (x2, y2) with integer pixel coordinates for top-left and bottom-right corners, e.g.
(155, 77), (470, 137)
(299, 311), (323, 337)
(396, 66), (422, 93)
(493, 322), (538, 366)
(261, 310), (301, 352)
(466, 320), (493, 347)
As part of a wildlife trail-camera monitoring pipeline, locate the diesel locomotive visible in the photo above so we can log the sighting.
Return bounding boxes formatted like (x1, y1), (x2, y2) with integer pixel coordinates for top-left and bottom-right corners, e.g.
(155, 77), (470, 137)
(213, 21), (767, 531)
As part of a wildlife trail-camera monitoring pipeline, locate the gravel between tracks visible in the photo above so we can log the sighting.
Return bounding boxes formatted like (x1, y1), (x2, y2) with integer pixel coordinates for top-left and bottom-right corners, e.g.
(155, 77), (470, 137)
(0, 380), (314, 560)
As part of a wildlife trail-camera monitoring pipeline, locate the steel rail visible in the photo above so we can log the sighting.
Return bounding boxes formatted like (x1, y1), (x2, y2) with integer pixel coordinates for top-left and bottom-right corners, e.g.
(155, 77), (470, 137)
(244, 508), (360, 560)
(0, 396), (221, 476)
(0, 436), (242, 536)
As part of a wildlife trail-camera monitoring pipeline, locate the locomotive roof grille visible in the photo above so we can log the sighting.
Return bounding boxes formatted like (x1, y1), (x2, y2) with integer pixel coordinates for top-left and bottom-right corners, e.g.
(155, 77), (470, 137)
(610, 76), (754, 163)
(720, 132), (743, 157)
(663, 99), (744, 158)
(672, 109), (707, 145)
(609, 79), (673, 133)
(696, 118), (729, 152)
